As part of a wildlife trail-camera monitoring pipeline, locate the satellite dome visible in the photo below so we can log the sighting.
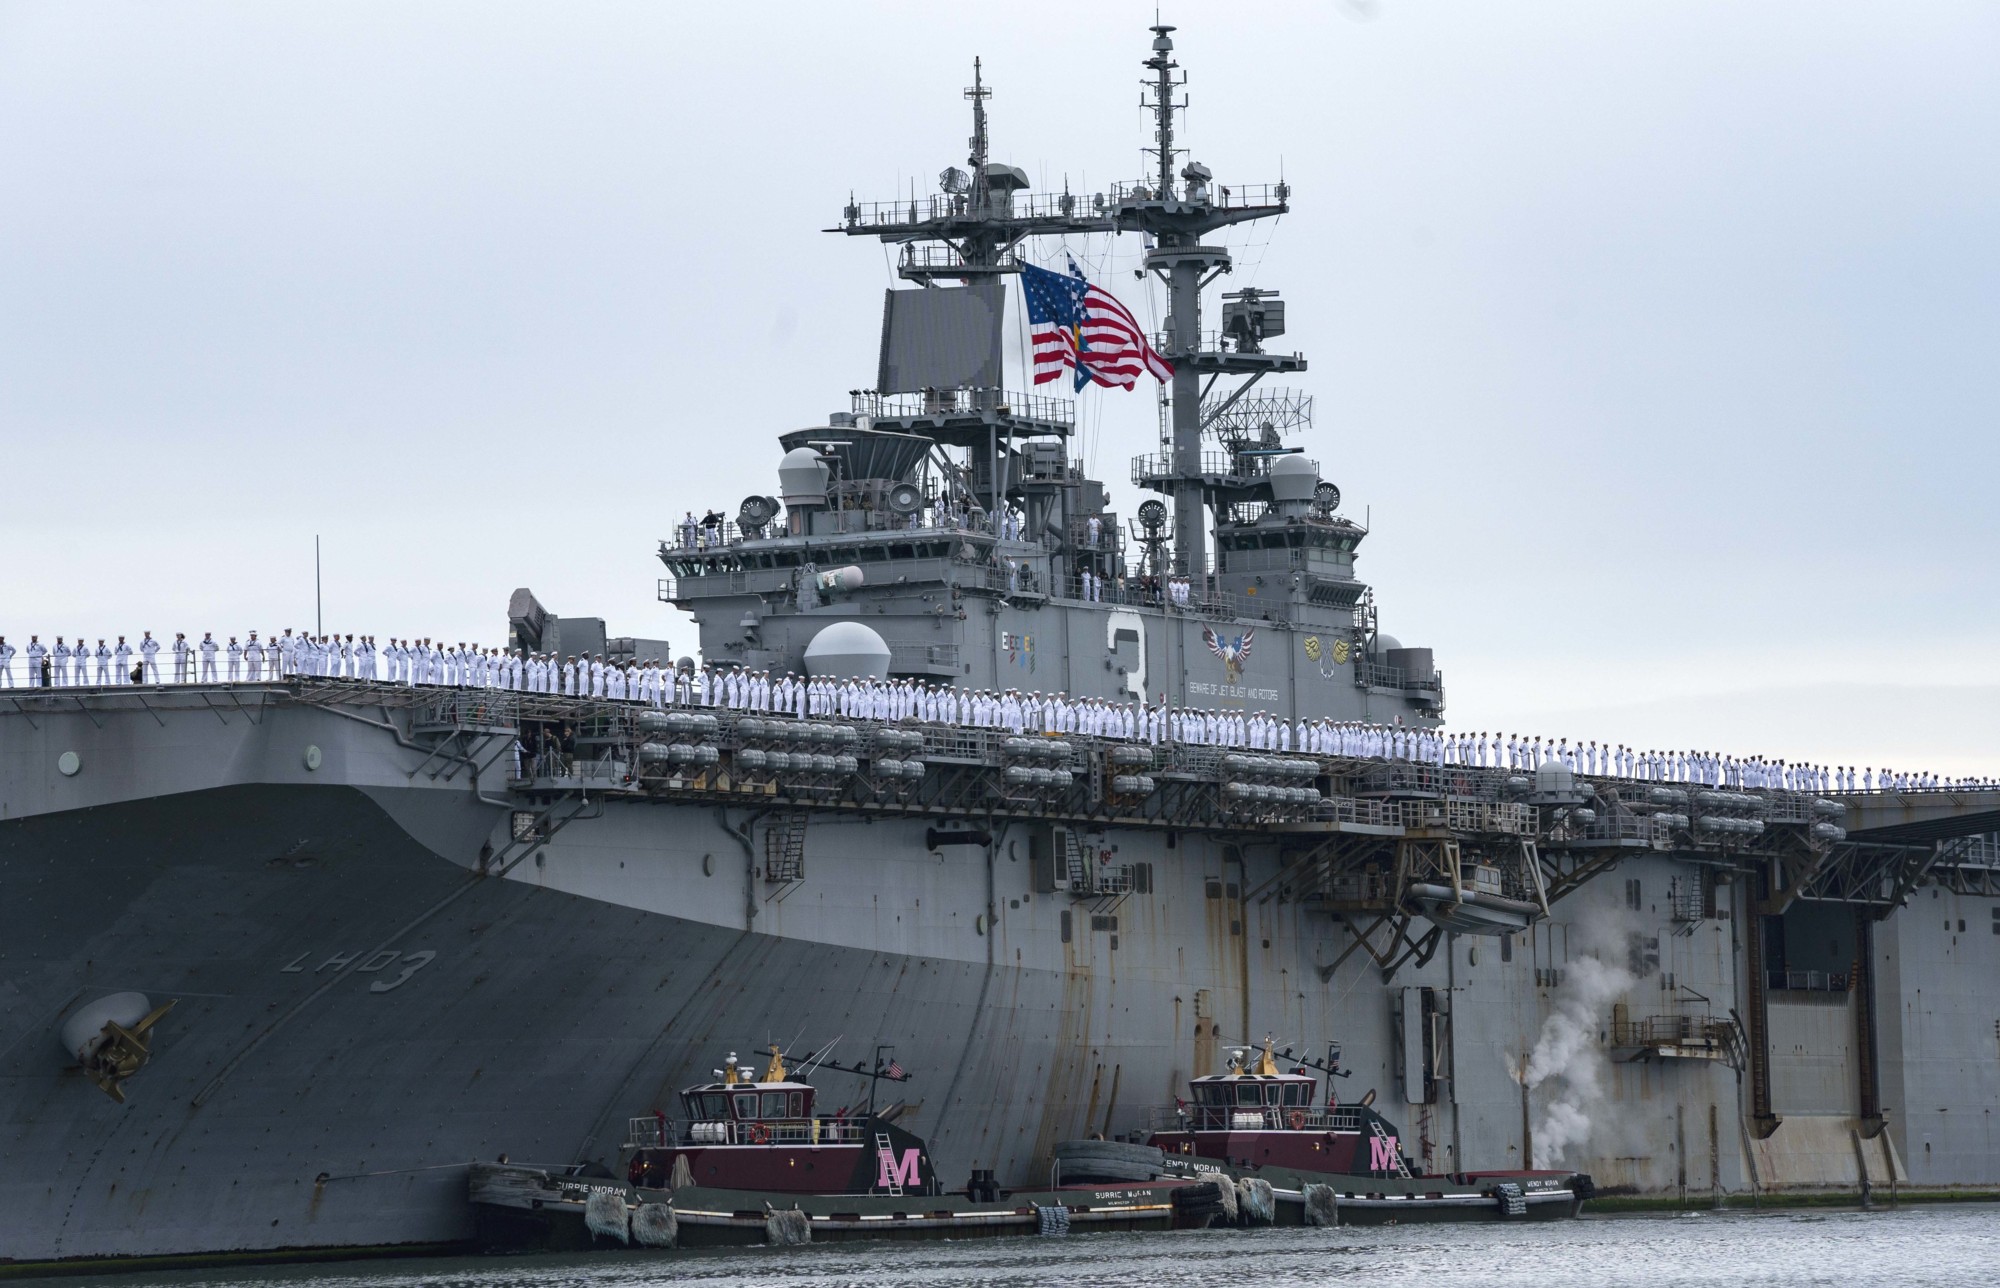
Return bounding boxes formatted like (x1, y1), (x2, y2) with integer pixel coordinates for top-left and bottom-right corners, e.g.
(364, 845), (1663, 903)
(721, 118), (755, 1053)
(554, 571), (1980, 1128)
(803, 621), (891, 680)
(1372, 634), (1403, 655)
(1267, 453), (1319, 503)
(778, 447), (829, 506)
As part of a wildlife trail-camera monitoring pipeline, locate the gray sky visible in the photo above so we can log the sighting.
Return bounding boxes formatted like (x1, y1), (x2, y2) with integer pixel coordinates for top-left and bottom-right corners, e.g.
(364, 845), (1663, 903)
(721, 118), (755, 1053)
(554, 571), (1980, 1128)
(3, 2), (1996, 775)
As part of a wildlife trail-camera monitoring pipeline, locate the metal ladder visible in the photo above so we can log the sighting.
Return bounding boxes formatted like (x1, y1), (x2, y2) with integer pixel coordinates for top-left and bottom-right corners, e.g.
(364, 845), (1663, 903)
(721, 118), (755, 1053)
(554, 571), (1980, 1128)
(1063, 829), (1091, 893)
(765, 813), (808, 886)
(874, 1132), (902, 1195)
(483, 791), (599, 876)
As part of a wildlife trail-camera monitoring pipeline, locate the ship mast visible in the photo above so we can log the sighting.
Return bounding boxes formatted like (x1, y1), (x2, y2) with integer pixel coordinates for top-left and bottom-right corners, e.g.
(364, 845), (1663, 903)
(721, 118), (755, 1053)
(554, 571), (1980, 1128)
(966, 57), (990, 216)
(836, 60), (1112, 286)
(830, 29), (1304, 578)
(1120, 24), (1304, 579)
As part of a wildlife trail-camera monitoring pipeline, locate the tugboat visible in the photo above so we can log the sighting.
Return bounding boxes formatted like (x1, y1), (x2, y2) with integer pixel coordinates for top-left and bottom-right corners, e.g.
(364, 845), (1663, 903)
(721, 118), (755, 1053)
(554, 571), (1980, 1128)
(621, 1045), (926, 1196)
(470, 1046), (1229, 1249)
(1057, 1040), (1594, 1224)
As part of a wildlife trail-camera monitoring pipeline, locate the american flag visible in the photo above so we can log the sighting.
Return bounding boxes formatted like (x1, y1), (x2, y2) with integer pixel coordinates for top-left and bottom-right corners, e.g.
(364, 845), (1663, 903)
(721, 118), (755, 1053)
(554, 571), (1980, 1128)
(1021, 259), (1174, 392)
(885, 1058), (905, 1080)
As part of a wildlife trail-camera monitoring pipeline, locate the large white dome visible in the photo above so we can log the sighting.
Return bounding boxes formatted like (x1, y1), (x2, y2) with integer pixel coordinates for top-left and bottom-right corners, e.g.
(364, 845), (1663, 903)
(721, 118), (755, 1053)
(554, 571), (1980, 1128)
(778, 447), (829, 506)
(1267, 453), (1319, 503)
(803, 620), (892, 680)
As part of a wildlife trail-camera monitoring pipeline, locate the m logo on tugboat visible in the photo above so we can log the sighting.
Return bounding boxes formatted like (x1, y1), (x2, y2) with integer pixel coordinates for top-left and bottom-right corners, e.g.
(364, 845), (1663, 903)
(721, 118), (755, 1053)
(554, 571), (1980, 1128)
(877, 1146), (922, 1190)
(1370, 1134), (1400, 1173)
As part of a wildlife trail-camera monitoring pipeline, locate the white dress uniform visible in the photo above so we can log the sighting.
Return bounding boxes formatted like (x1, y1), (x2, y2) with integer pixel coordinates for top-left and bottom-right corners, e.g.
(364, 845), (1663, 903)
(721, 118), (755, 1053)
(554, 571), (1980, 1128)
(246, 635), (264, 681)
(140, 633), (161, 683)
(173, 634), (191, 682)
(94, 641), (112, 685)
(199, 634), (219, 682)
(51, 639), (69, 686)
(226, 639), (243, 681)
(113, 638), (133, 684)
(0, 637), (15, 687)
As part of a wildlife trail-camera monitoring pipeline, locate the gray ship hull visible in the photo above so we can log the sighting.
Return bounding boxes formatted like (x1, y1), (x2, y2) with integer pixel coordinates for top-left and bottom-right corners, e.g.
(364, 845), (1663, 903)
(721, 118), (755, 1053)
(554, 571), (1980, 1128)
(3, 691), (1997, 1265)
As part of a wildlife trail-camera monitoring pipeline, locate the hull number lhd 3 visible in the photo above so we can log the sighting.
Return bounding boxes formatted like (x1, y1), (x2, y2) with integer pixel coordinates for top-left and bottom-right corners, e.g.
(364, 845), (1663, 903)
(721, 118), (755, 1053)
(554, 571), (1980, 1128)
(280, 947), (438, 993)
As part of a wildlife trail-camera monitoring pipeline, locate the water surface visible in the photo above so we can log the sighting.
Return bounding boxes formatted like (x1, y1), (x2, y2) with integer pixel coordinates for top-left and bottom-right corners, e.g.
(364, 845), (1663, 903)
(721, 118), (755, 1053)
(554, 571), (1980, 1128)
(26, 1205), (1999, 1288)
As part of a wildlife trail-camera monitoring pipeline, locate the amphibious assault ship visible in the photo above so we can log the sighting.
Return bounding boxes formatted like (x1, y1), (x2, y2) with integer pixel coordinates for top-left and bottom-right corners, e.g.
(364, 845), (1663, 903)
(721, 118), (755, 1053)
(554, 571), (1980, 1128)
(5, 25), (1999, 1269)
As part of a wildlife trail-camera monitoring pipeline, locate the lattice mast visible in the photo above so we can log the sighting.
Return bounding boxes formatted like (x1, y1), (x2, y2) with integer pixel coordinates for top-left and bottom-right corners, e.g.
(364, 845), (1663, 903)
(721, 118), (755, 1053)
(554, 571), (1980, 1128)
(1117, 24), (1303, 578)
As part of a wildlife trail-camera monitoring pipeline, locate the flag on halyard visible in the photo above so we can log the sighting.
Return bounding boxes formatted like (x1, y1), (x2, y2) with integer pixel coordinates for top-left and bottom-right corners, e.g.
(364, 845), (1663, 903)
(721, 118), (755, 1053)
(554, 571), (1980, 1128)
(885, 1058), (906, 1080)
(1020, 259), (1174, 392)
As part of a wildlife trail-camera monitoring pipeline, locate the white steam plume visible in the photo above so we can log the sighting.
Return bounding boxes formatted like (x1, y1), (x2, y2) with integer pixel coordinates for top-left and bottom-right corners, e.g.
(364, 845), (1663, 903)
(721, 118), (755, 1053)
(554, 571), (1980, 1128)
(1521, 939), (1634, 1168)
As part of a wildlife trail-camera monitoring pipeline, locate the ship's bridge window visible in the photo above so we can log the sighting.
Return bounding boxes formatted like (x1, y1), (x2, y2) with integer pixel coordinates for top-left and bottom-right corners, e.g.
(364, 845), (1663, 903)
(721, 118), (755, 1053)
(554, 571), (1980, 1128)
(1236, 1083), (1263, 1107)
(692, 1092), (730, 1119)
(733, 1092), (757, 1119)
(789, 1090), (807, 1117)
(1282, 1083), (1303, 1107)
(761, 1091), (789, 1118)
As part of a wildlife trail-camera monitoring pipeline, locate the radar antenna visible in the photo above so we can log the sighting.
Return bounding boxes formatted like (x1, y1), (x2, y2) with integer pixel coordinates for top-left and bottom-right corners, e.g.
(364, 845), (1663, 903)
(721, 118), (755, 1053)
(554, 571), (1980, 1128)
(832, 61), (1113, 285)
(1142, 24), (1185, 200)
(966, 57), (991, 208)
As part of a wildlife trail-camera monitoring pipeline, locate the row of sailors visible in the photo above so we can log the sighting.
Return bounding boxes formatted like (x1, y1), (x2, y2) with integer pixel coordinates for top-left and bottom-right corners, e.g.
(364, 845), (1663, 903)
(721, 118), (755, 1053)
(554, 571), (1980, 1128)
(475, 661), (1985, 794)
(1, 636), (1986, 793)
(0, 632), (387, 684)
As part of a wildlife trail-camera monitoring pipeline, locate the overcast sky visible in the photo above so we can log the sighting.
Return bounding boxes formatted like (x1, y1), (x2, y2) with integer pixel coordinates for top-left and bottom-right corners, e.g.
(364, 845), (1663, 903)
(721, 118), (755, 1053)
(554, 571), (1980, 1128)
(3, 2), (1996, 774)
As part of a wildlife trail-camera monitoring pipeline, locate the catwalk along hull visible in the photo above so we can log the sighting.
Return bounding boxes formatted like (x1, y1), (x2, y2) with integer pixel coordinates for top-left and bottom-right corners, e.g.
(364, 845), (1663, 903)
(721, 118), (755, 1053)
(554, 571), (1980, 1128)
(2, 694), (1996, 1264)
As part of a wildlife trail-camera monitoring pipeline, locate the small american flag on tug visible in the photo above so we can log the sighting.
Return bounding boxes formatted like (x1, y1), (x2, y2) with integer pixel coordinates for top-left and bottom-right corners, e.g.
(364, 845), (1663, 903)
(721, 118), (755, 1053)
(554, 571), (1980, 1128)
(1021, 258), (1174, 391)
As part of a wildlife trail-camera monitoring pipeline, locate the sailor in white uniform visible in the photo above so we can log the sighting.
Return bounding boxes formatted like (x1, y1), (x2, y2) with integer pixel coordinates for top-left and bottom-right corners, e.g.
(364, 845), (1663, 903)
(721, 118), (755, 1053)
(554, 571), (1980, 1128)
(0, 636), (15, 687)
(199, 632), (219, 682)
(113, 637), (133, 684)
(226, 637), (243, 681)
(172, 632), (191, 682)
(246, 633), (264, 680)
(138, 631), (160, 683)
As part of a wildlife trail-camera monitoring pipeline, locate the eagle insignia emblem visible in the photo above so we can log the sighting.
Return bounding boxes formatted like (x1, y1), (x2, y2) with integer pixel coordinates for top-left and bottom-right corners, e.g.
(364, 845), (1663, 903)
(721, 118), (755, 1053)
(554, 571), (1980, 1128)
(1202, 626), (1255, 683)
